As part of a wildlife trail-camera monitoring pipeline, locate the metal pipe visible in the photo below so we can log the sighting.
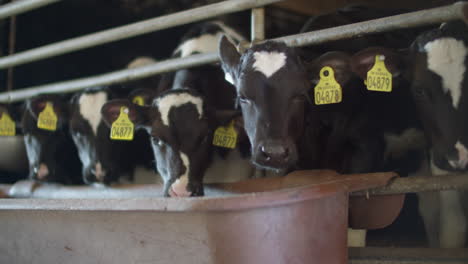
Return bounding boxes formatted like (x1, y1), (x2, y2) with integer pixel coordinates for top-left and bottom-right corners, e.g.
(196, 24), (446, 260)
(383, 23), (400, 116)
(0, 0), (282, 70)
(349, 247), (468, 264)
(351, 173), (468, 196)
(6, 5), (17, 92)
(1, 1), (466, 102)
(251, 7), (265, 42)
(0, 0), (59, 20)
(0, 52), (218, 102)
(274, 1), (468, 48)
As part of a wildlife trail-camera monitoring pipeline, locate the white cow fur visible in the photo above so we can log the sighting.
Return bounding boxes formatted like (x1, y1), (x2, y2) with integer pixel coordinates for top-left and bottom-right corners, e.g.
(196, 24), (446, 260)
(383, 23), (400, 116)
(418, 158), (467, 248)
(79, 91), (108, 135)
(449, 141), (468, 169)
(174, 21), (245, 58)
(252, 51), (287, 78)
(169, 152), (191, 196)
(155, 94), (203, 127)
(425, 38), (467, 109)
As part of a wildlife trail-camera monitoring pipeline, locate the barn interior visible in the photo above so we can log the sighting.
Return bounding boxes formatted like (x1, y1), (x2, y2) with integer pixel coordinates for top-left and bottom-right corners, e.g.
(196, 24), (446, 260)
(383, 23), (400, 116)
(0, 0), (467, 263)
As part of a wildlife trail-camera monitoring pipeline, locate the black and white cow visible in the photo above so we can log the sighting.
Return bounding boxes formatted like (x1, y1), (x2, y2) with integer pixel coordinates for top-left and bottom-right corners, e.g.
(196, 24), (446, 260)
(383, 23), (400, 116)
(101, 22), (255, 196)
(219, 37), (312, 172)
(350, 47), (427, 177)
(69, 87), (136, 185)
(409, 21), (468, 248)
(22, 94), (82, 184)
(102, 89), (248, 196)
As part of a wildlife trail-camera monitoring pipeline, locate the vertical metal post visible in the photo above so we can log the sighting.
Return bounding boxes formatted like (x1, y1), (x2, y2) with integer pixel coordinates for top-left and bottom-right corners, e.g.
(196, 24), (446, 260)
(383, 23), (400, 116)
(7, 5), (16, 93)
(251, 7), (265, 42)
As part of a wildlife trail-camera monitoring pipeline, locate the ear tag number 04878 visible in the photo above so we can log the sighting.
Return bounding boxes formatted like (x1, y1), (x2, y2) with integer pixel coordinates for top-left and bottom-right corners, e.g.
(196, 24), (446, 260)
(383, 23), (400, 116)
(110, 107), (134, 141)
(37, 102), (58, 131)
(365, 55), (392, 92)
(0, 112), (16, 136)
(132, 96), (145, 106)
(314, 66), (342, 105)
(212, 120), (237, 149)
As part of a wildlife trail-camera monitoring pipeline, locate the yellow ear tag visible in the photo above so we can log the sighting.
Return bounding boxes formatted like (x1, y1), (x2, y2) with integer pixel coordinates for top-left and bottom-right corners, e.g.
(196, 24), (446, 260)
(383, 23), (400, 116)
(37, 102), (58, 131)
(110, 107), (134, 141)
(314, 66), (342, 105)
(212, 120), (237, 149)
(0, 112), (16, 136)
(365, 55), (392, 92)
(132, 96), (145, 106)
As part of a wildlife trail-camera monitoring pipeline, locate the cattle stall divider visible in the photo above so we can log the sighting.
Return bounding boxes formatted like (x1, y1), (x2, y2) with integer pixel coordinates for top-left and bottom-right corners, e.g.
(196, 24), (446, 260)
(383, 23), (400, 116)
(0, 1), (467, 102)
(0, 1), (468, 263)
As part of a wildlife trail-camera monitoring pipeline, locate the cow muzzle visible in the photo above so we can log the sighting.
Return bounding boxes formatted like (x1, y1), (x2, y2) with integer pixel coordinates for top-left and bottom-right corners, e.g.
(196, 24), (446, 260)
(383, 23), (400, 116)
(254, 140), (296, 170)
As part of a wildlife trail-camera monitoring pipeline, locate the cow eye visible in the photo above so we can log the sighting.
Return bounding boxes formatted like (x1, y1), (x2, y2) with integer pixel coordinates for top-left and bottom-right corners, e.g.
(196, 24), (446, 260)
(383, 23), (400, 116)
(238, 95), (251, 104)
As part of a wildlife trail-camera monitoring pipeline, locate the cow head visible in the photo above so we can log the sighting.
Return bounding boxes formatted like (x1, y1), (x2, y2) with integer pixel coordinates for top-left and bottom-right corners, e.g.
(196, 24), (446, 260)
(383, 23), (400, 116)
(409, 22), (468, 171)
(22, 94), (69, 182)
(69, 88), (127, 185)
(219, 36), (309, 171)
(102, 89), (221, 197)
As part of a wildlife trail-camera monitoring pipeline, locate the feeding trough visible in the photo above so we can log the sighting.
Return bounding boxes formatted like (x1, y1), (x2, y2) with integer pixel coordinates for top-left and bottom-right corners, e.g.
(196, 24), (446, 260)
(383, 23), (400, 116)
(0, 170), (402, 264)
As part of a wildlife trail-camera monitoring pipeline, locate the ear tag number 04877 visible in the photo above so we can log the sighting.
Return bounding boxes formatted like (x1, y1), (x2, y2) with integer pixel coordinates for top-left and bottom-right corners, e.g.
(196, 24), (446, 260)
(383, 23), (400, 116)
(0, 112), (16, 136)
(110, 107), (134, 141)
(212, 120), (237, 149)
(37, 102), (58, 131)
(132, 96), (145, 106)
(314, 66), (342, 105)
(365, 55), (392, 92)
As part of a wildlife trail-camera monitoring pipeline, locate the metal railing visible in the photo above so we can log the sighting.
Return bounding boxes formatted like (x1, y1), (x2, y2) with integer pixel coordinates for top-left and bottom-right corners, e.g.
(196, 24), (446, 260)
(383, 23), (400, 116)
(0, 0), (60, 20)
(0, 1), (467, 103)
(0, 0), (280, 71)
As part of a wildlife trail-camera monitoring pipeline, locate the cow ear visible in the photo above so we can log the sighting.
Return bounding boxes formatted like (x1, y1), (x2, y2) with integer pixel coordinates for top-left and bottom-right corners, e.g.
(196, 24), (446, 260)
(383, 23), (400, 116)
(219, 35), (240, 85)
(101, 99), (150, 129)
(307, 51), (352, 86)
(351, 47), (404, 79)
(213, 109), (241, 126)
(27, 95), (67, 124)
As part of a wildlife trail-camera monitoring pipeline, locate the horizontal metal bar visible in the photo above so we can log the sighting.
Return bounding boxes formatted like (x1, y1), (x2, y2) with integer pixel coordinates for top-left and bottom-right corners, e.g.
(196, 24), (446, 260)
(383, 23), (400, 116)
(275, 1), (468, 47)
(0, 0), (60, 20)
(349, 247), (468, 264)
(351, 173), (468, 196)
(0, 52), (218, 102)
(1, 2), (466, 102)
(0, 0), (281, 70)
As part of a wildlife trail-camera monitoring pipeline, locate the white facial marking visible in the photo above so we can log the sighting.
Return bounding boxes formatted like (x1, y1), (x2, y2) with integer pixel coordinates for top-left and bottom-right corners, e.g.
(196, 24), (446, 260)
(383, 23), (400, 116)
(225, 72), (234, 85)
(79, 92), (108, 135)
(169, 152), (191, 197)
(126, 56), (156, 69)
(424, 38), (467, 108)
(156, 94), (203, 126)
(252, 51), (287, 78)
(174, 21), (246, 58)
(449, 141), (468, 169)
(174, 32), (223, 57)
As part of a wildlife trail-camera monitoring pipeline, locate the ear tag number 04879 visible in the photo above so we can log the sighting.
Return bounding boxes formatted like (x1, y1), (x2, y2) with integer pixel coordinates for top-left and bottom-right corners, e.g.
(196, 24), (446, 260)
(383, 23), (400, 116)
(132, 96), (145, 106)
(0, 112), (16, 136)
(212, 120), (237, 149)
(37, 102), (58, 131)
(314, 66), (342, 105)
(110, 107), (134, 141)
(365, 55), (392, 92)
